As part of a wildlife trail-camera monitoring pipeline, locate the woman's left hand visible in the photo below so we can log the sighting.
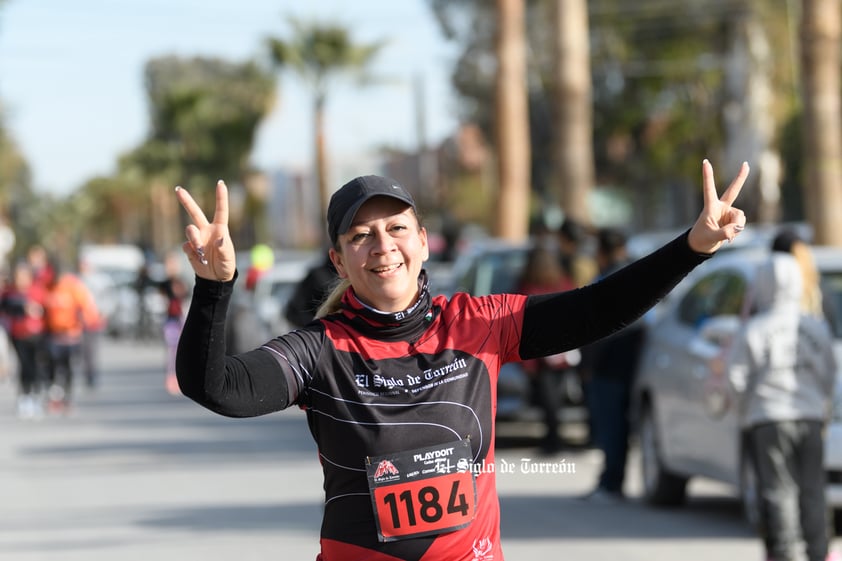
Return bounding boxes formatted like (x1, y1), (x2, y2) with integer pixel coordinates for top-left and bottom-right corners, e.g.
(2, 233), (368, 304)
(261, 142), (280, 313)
(687, 159), (749, 254)
(175, 180), (236, 282)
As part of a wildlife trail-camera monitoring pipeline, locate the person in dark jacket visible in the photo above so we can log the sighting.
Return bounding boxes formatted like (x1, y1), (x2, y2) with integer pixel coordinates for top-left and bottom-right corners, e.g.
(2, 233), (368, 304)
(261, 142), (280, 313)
(284, 254), (338, 328)
(580, 227), (646, 502)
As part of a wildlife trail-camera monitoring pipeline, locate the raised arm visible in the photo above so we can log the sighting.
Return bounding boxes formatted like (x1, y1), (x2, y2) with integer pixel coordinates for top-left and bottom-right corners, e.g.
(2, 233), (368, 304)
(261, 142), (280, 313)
(520, 159), (750, 360)
(173, 180), (294, 418)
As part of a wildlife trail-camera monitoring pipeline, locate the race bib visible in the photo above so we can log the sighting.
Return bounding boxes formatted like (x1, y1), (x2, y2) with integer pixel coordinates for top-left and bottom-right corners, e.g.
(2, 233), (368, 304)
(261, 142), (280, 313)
(366, 438), (477, 542)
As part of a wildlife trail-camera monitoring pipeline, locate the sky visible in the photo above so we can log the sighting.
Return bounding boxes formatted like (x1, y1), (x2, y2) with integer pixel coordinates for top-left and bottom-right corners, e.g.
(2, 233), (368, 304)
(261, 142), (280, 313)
(0, 0), (461, 195)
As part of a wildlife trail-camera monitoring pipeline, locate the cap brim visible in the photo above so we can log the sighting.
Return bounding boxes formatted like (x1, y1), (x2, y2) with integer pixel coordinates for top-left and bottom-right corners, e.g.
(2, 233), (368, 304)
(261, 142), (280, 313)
(336, 193), (415, 238)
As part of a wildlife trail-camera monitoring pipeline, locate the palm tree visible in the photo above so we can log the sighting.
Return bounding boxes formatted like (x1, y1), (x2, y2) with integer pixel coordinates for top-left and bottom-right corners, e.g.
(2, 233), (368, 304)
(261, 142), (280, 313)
(267, 19), (385, 241)
(800, 0), (842, 245)
(494, 0), (531, 241)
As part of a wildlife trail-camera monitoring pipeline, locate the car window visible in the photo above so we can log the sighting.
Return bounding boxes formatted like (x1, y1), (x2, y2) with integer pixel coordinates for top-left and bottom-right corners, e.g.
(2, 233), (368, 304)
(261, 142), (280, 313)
(677, 270), (747, 328)
(489, 250), (529, 295)
(454, 248), (529, 296)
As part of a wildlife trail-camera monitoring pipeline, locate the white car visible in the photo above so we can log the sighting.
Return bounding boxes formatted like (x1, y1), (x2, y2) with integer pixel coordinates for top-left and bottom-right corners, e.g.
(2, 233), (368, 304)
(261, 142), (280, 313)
(631, 243), (842, 526)
(814, 246), (842, 510)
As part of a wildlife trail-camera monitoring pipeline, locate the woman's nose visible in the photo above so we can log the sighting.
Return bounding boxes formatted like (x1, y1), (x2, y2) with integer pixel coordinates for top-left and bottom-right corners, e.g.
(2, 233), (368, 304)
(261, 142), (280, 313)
(370, 232), (396, 254)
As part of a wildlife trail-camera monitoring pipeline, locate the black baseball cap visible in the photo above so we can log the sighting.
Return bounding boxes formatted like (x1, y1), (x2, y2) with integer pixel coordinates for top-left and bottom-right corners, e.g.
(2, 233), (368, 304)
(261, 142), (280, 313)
(327, 175), (416, 245)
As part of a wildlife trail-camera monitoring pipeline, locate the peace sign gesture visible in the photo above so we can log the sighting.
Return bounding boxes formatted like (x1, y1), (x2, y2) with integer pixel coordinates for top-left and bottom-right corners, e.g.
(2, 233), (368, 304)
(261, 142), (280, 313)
(687, 159), (749, 254)
(175, 180), (237, 282)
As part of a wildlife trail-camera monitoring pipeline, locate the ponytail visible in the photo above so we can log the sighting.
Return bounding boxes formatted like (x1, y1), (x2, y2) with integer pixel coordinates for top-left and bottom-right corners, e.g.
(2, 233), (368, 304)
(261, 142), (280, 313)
(315, 278), (351, 319)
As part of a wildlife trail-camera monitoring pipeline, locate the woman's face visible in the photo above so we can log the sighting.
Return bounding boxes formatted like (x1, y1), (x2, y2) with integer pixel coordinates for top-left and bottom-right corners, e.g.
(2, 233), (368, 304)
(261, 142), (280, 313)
(329, 196), (428, 312)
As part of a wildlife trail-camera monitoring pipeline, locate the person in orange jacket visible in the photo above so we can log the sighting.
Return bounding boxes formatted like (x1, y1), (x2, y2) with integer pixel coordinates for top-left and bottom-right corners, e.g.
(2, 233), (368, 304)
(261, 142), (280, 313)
(42, 260), (101, 413)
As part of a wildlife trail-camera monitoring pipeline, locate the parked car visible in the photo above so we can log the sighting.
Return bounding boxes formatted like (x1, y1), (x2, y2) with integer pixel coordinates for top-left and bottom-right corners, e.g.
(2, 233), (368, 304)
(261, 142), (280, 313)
(631, 243), (842, 526)
(443, 238), (587, 424)
(814, 246), (842, 513)
(225, 250), (320, 354)
(251, 252), (321, 335)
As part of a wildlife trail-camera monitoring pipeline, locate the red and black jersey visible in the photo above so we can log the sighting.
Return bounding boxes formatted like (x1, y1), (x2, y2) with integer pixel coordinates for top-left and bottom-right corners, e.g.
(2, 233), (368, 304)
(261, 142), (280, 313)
(264, 290), (524, 560)
(176, 231), (708, 561)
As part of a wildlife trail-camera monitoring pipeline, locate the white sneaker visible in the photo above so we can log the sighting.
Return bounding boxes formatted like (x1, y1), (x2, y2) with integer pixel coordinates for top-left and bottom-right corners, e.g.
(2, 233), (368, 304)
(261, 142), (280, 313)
(29, 395), (44, 419)
(16, 395), (36, 419)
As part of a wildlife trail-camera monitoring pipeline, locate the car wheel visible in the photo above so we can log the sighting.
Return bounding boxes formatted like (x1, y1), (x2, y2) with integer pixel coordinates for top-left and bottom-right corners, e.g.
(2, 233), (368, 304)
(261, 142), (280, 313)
(639, 403), (688, 506)
(739, 450), (761, 530)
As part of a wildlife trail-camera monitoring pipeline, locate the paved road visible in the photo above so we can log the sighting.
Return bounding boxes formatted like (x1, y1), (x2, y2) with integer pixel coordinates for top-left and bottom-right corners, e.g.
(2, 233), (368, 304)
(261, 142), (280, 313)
(0, 337), (835, 560)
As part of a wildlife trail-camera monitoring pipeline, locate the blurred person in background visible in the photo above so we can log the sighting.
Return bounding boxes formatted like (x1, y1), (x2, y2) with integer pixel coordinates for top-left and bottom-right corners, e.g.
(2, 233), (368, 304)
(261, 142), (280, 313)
(0, 261), (47, 419)
(579, 227), (646, 502)
(245, 243), (275, 291)
(171, 160), (747, 560)
(516, 242), (577, 454)
(557, 217), (597, 288)
(285, 252), (338, 328)
(727, 252), (838, 561)
(26, 245), (53, 288)
(159, 251), (189, 395)
(133, 262), (157, 340)
(42, 258), (101, 414)
(77, 257), (109, 390)
(771, 228), (825, 318)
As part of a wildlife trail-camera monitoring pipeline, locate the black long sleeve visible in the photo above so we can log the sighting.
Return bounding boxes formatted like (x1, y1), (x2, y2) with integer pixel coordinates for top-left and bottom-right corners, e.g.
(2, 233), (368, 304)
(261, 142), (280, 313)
(518, 231), (710, 360)
(175, 273), (292, 418)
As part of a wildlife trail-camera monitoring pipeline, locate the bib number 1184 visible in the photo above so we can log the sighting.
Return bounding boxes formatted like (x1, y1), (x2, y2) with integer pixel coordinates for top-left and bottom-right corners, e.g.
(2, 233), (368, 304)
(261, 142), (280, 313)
(366, 439), (477, 542)
(373, 470), (474, 539)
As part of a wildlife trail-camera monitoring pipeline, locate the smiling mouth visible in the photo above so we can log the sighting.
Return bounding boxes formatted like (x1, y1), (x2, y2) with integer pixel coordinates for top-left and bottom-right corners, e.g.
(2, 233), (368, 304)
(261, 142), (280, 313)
(370, 264), (403, 273)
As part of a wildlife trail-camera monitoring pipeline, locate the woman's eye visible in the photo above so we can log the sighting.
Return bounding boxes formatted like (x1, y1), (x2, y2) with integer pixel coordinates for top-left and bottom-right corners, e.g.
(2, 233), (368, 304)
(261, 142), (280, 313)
(351, 232), (370, 242)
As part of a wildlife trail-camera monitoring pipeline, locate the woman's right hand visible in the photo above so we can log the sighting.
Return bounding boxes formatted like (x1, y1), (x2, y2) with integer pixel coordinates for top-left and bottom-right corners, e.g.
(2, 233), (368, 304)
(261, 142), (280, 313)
(175, 180), (236, 282)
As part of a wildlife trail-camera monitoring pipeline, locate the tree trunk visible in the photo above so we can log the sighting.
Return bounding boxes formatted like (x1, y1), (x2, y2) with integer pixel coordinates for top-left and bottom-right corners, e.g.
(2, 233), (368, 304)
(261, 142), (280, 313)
(552, 0), (594, 226)
(314, 94), (330, 244)
(722, 9), (780, 225)
(149, 179), (179, 256)
(801, 0), (842, 245)
(494, 0), (531, 241)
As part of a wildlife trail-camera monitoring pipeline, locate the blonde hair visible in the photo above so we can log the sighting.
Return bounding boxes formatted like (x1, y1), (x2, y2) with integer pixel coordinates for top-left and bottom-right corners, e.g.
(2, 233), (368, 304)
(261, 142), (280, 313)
(315, 278), (351, 319)
(790, 241), (823, 315)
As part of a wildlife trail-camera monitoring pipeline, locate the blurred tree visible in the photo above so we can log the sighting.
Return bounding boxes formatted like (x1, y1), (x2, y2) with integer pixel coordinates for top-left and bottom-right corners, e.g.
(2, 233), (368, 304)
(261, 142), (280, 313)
(72, 174), (148, 247)
(800, 0), (842, 246)
(140, 55), (276, 251)
(266, 18), (386, 244)
(52, 56), (275, 257)
(429, 0), (798, 231)
(0, 106), (43, 261)
(494, 0), (531, 241)
(588, 0), (731, 228)
(778, 110), (806, 222)
(116, 139), (181, 252)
